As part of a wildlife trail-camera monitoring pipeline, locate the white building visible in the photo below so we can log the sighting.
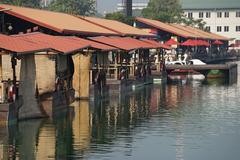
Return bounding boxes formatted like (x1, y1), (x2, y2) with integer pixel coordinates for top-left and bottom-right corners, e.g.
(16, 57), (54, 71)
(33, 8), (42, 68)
(116, 3), (147, 11)
(181, 0), (240, 42)
(40, 0), (52, 7)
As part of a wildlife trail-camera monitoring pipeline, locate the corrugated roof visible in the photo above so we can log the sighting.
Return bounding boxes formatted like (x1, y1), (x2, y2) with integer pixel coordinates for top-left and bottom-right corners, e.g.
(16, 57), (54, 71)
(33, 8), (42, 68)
(0, 34), (50, 54)
(78, 16), (154, 37)
(184, 26), (230, 40)
(181, 0), (240, 10)
(90, 36), (158, 51)
(169, 24), (210, 39)
(141, 39), (171, 50)
(12, 32), (90, 54)
(136, 17), (230, 40)
(136, 17), (197, 38)
(0, 4), (118, 36)
(65, 37), (118, 51)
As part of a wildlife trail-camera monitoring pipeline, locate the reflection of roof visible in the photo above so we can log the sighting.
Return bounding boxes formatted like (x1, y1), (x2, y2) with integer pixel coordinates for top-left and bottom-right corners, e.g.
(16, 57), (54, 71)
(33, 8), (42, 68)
(78, 16), (154, 37)
(90, 36), (158, 51)
(12, 32), (90, 54)
(181, 0), (240, 10)
(136, 17), (229, 40)
(0, 34), (50, 54)
(0, 4), (118, 36)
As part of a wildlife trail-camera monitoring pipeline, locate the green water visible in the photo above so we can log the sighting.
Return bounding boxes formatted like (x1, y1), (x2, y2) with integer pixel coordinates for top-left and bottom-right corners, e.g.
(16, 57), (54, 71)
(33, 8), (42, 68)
(0, 62), (240, 160)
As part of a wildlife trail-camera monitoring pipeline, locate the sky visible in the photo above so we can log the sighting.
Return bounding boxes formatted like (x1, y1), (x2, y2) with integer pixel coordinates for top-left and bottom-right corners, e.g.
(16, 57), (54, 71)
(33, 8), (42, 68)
(96, 0), (149, 14)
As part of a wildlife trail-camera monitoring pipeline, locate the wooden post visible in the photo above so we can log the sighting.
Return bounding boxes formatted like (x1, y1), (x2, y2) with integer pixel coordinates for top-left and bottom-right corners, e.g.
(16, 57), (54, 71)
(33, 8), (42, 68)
(0, 55), (2, 81)
(73, 52), (91, 99)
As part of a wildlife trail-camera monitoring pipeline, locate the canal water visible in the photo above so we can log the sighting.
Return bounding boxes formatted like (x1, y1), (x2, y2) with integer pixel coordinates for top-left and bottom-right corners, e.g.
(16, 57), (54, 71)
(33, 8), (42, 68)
(1, 61), (240, 160)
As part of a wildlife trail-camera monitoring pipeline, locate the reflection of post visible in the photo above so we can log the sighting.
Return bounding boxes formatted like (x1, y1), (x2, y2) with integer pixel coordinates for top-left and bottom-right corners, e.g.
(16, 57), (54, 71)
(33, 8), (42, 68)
(72, 101), (91, 149)
(17, 120), (43, 160)
(36, 122), (56, 160)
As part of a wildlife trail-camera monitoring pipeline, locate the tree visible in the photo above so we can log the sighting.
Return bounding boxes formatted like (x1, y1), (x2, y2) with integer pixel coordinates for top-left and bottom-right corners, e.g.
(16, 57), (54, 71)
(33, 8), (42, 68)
(142, 0), (183, 23)
(48, 0), (96, 16)
(142, 0), (206, 29)
(0, 0), (40, 8)
(105, 12), (134, 25)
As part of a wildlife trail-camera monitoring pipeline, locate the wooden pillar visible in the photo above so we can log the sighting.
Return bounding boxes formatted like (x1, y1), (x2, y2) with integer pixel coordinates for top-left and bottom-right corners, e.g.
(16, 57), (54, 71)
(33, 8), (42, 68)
(73, 52), (91, 99)
(0, 55), (2, 81)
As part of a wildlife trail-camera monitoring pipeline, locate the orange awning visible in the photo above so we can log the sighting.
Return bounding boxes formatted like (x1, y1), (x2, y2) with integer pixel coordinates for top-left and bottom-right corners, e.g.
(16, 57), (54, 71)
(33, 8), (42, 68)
(141, 39), (171, 50)
(78, 16), (154, 37)
(165, 39), (179, 45)
(90, 36), (158, 51)
(0, 4), (119, 36)
(64, 37), (117, 51)
(0, 34), (51, 54)
(12, 32), (90, 54)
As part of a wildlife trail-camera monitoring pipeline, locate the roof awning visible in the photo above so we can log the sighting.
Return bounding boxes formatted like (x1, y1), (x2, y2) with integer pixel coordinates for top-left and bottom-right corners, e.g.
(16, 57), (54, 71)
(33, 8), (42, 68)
(165, 38), (179, 46)
(64, 37), (117, 51)
(0, 4), (119, 36)
(78, 16), (154, 37)
(0, 34), (51, 54)
(141, 39), (171, 50)
(12, 32), (90, 54)
(212, 40), (224, 45)
(90, 36), (158, 51)
(136, 17), (230, 41)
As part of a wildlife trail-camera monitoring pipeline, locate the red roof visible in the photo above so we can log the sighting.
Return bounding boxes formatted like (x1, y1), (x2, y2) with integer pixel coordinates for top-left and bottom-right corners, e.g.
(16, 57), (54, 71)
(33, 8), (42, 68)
(141, 39), (171, 50)
(12, 32), (90, 54)
(118, 37), (158, 49)
(64, 37), (117, 51)
(90, 36), (148, 51)
(0, 4), (118, 36)
(165, 39), (179, 46)
(197, 40), (210, 46)
(181, 39), (198, 46)
(212, 40), (224, 45)
(0, 34), (50, 54)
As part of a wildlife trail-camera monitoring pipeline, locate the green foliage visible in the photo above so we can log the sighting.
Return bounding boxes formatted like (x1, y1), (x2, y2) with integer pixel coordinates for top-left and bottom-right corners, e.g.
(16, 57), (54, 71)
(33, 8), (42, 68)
(105, 12), (134, 25)
(0, 0), (40, 8)
(142, 0), (183, 23)
(142, 0), (206, 29)
(181, 17), (207, 30)
(48, 0), (96, 16)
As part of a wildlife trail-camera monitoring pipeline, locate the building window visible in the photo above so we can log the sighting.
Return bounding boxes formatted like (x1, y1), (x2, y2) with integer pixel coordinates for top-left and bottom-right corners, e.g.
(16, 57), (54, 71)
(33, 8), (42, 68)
(206, 12), (211, 18)
(217, 26), (222, 32)
(224, 26), (229, 32)
(236, 26), (240, 32)
(205, 26), (211, 32)
(236, 11), (240, 17)
(224, 12), (229, 17)
(199, 12), (203, 18)
(217, 12), (222, 18)
(188, 12), (193, 18)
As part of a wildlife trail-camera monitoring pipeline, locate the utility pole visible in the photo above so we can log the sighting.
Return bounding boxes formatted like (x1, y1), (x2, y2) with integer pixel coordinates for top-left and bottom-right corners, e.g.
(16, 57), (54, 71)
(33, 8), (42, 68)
(124, 0), (132, 17)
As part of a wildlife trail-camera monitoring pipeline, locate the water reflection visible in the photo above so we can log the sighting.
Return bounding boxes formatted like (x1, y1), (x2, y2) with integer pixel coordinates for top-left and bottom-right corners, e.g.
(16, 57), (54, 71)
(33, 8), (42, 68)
(1, 72), (240, 160)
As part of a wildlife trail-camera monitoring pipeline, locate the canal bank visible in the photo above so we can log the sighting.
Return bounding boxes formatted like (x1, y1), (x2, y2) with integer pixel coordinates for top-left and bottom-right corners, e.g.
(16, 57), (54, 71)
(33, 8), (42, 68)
(0, 61), (240, 159)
